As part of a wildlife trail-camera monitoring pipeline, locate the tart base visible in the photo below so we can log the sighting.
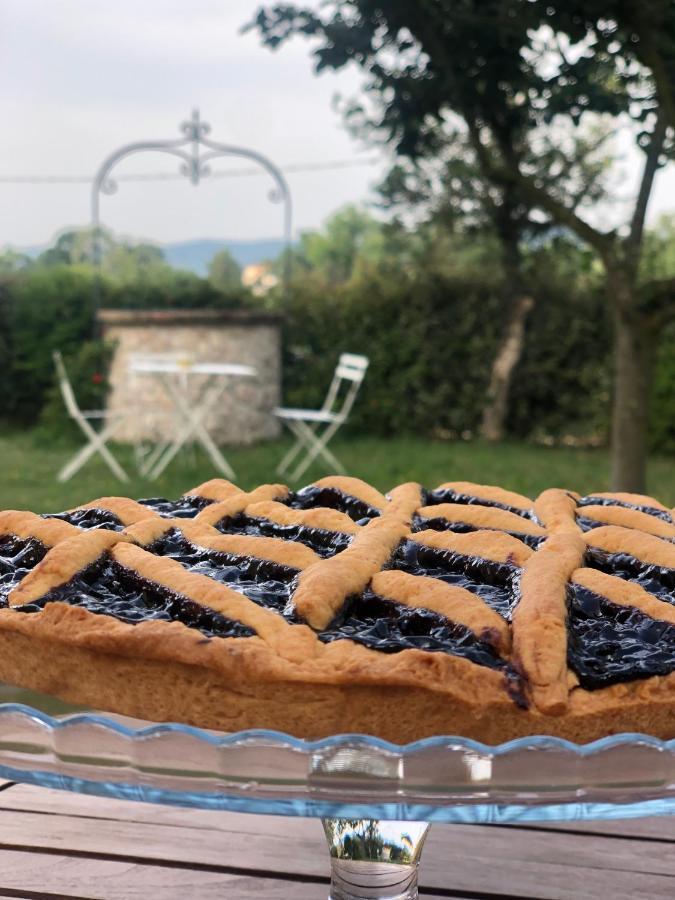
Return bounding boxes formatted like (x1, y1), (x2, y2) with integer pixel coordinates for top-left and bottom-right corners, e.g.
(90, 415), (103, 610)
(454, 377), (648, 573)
(0, 626), (674, 744)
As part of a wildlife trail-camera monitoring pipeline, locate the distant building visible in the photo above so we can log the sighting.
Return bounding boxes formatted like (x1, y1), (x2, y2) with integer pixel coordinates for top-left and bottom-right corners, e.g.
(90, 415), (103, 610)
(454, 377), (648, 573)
(242, 262), (279, 296)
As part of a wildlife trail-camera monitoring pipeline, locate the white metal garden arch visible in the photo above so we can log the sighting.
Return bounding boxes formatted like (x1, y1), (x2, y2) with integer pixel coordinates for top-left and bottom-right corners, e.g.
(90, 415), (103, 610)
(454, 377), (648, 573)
(90, 108), (292, 291)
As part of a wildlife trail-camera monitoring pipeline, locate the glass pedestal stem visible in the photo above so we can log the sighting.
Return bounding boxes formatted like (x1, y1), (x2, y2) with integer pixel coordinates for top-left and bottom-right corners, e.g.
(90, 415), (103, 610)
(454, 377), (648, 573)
(322, 819), (430, 900)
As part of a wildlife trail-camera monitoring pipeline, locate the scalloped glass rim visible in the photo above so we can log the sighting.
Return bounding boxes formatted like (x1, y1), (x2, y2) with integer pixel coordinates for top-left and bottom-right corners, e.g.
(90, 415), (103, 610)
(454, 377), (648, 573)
(0, 703), (674, 823)
(2, 703), (675, 754)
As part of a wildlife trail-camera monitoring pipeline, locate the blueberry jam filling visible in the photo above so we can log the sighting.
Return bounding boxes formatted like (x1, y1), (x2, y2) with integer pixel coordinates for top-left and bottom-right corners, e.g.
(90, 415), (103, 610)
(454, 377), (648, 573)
(390, 540), (519, 620)
(412, 514), (544, 550)
(319, 590), (526, 704)
(138, 496), (214, 519)
(288, 486), (380, 523)
(215, 513), (352, 558)
(321, 591), (501, 663)
(148, 529), (296, 617)
(585, 548), (675, 606)
(426, 488), (533, 520)
(16, 555), (255, 639)
(576, 515), (604, 532)
(44, 508), (125, 532)
(567, 584), (675, 689)
(0, 536), (48, 605)
(579, 496), (672, 523)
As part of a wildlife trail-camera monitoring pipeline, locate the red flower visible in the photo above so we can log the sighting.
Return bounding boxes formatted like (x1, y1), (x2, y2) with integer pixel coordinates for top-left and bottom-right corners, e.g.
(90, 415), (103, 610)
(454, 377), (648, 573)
(91, 372), (104, 384)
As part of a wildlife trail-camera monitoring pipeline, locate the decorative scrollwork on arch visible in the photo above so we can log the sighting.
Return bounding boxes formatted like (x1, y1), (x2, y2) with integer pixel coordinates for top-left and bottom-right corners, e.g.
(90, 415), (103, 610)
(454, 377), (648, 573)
(91, 109), (292, 294)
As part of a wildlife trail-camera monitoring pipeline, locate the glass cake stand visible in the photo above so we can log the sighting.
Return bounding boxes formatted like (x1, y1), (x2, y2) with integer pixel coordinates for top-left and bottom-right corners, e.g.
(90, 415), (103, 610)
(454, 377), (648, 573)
(0, 698), (673, 900)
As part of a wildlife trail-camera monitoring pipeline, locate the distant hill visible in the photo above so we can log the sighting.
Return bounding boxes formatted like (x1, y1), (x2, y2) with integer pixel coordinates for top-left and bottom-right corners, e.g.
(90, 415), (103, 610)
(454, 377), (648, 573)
(12, 237), (288, 276)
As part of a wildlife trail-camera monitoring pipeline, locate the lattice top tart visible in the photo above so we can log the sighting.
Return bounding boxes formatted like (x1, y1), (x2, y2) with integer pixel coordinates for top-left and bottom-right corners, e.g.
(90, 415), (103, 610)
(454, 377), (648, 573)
(1, 476), (675, 743)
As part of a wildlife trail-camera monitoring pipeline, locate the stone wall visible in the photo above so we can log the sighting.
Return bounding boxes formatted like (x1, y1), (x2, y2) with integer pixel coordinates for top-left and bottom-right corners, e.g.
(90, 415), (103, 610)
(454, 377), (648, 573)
(98, 309), (282, 445)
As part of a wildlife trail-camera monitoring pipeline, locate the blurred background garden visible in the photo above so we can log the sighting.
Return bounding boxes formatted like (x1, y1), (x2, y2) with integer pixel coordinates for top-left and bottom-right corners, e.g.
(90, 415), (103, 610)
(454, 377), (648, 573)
(1, 1), (674, 509)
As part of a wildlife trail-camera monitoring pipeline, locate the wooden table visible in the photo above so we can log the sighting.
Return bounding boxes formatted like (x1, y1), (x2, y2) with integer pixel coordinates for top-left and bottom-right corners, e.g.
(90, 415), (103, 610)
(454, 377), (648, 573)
(0, 780), (672, 898)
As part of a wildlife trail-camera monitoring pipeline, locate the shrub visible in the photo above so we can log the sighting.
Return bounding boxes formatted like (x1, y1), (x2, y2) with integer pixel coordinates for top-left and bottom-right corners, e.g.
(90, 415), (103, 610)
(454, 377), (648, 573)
(105, 269), (249, 310)
(650, 323), (675, 454)
(0, 266), (98, 423)
(279, 266), (610, 442)
(509, 283), (611, 442)
(0, 265), (253, 427)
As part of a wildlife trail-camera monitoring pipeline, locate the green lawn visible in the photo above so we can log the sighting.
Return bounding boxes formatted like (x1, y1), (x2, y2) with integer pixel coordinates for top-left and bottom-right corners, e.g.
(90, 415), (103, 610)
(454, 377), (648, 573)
(1, 428), (674, 511)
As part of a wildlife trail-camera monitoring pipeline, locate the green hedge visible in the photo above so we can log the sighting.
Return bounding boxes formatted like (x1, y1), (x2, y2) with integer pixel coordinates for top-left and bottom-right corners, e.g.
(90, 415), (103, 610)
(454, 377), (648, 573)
(508, 285), (612, 441)
(650, 322), (675, 454)
(1, 262), (672, 450)
(279, 268), (612, 443)
(0, 266), (98, 423)
(0, 265), (251, 426)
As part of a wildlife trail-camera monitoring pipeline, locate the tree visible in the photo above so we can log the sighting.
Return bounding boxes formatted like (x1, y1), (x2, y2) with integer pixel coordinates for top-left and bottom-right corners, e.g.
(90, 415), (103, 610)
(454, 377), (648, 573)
(378, 126), (612, 441)
(289, 205), (388, 284)
(248, 0), (675, 490)
(208, 248), (242, 292)
(36, 227), (170, 283)
(36, 228), (113, 267)
(0, 248), (33, 275)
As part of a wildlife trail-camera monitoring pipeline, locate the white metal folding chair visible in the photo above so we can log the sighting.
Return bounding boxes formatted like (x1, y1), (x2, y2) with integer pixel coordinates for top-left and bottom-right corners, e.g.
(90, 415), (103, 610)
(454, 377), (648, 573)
(275, 352), (369, 481)
(53, 350), (130, 483)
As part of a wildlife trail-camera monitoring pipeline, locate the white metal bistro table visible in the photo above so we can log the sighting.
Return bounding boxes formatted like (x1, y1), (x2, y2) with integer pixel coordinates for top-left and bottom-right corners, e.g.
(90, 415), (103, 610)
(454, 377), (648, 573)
(129, 358), (257, 480)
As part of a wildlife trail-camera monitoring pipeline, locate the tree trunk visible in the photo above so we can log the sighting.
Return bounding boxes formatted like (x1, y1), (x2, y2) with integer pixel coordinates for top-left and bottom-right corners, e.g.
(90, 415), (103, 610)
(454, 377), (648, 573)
(609, 286), (654, 492)
(480, 293), (534, 442)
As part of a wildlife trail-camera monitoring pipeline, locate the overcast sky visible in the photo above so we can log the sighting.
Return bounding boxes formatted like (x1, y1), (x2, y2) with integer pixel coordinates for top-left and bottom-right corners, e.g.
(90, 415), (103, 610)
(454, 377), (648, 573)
(0, 0), (673, 250)
(0, 0), (381, 248)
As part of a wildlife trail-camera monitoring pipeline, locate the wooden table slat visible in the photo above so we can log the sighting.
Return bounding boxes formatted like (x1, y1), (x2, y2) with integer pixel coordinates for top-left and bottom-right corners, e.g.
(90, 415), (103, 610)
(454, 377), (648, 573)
(512, 816), (675, 840)
(2, 782), (675, 841)
(0, 795), (672, 897)
(0, 784), (674, 897)
(0, 852), (327, 900)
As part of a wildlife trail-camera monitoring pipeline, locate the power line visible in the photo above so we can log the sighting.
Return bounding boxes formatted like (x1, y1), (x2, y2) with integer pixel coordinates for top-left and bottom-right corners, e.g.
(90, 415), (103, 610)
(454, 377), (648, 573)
(0, 157), (381, 185)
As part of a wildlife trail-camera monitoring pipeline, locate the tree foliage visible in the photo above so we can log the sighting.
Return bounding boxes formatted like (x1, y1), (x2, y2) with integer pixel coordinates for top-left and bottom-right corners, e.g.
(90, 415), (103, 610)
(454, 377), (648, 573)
(287, 205), (388, 283)
(0, 265), (98, 423)
(208, 248), (242, 292)
(0, 248), (33, 274)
